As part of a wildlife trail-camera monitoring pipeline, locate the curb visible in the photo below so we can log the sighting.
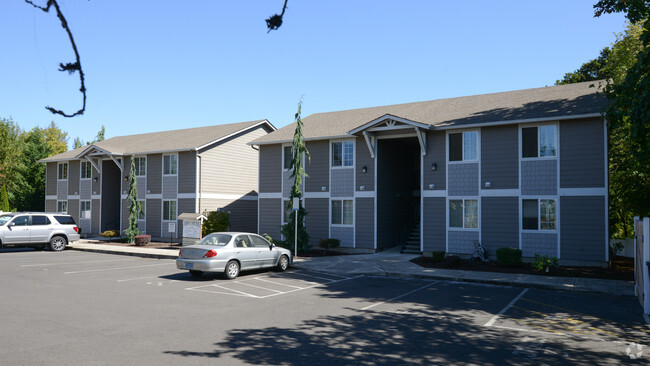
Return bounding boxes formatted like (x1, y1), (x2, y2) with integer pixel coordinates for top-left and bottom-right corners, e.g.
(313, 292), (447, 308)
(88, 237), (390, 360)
(67, 247), (178, 260)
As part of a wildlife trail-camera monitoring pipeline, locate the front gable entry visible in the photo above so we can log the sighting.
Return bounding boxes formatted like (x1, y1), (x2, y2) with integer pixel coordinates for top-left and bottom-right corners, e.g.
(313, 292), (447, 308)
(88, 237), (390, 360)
(348, 114), (431, 158)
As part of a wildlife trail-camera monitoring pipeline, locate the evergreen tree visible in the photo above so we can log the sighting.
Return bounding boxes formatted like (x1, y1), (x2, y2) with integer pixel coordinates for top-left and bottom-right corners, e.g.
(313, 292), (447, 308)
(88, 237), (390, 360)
(123, 156), (142, 242)
(0, 184), (9, 212)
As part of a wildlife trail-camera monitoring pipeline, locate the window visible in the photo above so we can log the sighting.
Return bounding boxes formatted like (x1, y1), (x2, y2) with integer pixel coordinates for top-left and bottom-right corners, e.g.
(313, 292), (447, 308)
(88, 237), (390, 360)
(134, 157), (146, 176)
(449, 199), (478, 229)
(163, 155), (178, 175)
(137, 200), (145, 220)
(283, 199), (292, 223)
(11, 216), (29, 226)
(54, 215), (76, 225)
(331, 199), (353, 225)
(250, 234), (271, 248)
(58, 162), (68, 180)
(522, 125), (556, 158)
(80, 201), (91, 219)
(449, 131), (477, 162)
(283, 146), (293, 170)
(57, 201), (68, 213)
(332, 141), (354, 167)
(81, 161), (92, 179)
(163, 200), (177, 220)
(522, 199), (556, 230)
(31, 215), (51, 225)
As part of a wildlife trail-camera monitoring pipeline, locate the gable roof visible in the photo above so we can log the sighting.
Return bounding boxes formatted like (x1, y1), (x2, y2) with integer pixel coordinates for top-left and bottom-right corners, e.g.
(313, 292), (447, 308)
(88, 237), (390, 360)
(250, 81), (608, 145)
(40, 120), (274, 163)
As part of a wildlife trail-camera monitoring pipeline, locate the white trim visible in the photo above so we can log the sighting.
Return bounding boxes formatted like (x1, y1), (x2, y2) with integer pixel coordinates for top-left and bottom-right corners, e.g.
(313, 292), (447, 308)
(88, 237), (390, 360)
(330, 139), (355, 169)
(199, 193), (258, 201)
(91, 195), (101, 200)
(603, 119), (609, 262)
(436, 113), (602, 130)
(480, 189), (519, 197)
(259, 192), (282, 199)
(374, 141), (378, 250)
(329, 198), (355, 227)
(420, 151), (424, 252)
(304, 191), (330, 199)
(144, 194), (162, 199)
(447, 197), (480, 231)
(162, 153), (179, 176)
(363, 131), (376, 159)
(46, 195), (58, 200)
(354, 191), (375, 198)
(416, 128), (427, 156)
(200, 119), (276, 150)
(422, 190), (447, 197)
(446, 130), (480, 163)
(195, 151), (200, 213)
(80, 160), (92, 180)
(57, 162), (69, 180)
(178, 193), (196, 199)
(520, 197), (559, 234)
(349, 114), (431, 135)
(376, 133), (417, 139)
(68, 195), (80, 200)
(558, 188), (606, 196)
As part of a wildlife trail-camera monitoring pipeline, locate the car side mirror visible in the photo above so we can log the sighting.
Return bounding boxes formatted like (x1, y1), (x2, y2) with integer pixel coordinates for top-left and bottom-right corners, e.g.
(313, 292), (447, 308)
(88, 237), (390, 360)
(269, 243), (274, 250)
(8, 222), (15, 227)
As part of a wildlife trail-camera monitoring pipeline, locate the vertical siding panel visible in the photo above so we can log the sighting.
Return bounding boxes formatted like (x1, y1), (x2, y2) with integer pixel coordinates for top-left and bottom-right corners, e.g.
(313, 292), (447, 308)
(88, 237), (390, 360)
(423, 131), (446, 190)
(147, 154), (162, 194)
(91, 199), (100, 234)
(305, 198), (329, 247)
(355, 140), (374, 191)
(305, 141), (330, 192)
(560, 118), (605, 188)
(481, 125), (518, 189)
(259, 145), (282, 193)
(560, 196), (606, 262)
(146, 199), (162, 238)
(68, 199), (80, 224)
(259, 198), (281, 240)
(46, 163), (57, 195)
(481, 197), (518, 252)
(355, 197), (374, 249)
(178, 151), (196, 194)
(422, 197), (445, 252)
(68, 161), (80, 195)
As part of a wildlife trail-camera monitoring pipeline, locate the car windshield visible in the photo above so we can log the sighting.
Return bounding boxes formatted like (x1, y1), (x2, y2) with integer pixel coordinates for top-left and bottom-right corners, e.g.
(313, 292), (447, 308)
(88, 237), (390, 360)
(195, 233), (232, 246)
(0, 215), (14, 226)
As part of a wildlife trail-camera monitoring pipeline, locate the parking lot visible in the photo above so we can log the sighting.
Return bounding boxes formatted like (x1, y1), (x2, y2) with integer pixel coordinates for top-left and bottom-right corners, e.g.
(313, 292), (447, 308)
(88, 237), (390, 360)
(1, 249), (648, 365)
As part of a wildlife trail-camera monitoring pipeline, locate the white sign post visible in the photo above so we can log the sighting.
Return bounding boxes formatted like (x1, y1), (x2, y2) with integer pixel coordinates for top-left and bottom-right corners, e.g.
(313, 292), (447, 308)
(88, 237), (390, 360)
(293, 197), (299, 258)
(168, 222), (176, 244)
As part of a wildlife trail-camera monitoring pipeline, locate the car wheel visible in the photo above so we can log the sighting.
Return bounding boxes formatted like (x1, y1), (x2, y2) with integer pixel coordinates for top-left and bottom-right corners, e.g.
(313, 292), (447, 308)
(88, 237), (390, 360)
(189, 270), (203, 278)
(49, 236), (67, 251)
(225, 260), (240, 280)
(277, 255), (289, 272)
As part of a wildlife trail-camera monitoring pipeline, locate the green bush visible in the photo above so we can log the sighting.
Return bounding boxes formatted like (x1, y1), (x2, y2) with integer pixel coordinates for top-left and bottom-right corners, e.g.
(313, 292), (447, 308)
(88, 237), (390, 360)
(445, 255), (460, 268)
(496, 247), (522, 267)
(202, 210), (230, 236)
(533, 254), (559, 273)
(100, 230), (120, 238)
(432, 251), (445, 262)
(318, 238), (340, 251)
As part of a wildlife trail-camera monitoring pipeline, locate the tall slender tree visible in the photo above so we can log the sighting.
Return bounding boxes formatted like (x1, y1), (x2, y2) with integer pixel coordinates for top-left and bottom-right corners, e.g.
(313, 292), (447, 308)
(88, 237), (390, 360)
(124, 156), (142, 243)
(0, 184), (9, 212)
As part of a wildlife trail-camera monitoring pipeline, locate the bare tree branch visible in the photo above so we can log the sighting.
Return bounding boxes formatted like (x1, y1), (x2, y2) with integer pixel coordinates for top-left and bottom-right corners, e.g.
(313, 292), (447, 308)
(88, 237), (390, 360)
(25, 0), (86, 117)
(266, 0), (288, 33)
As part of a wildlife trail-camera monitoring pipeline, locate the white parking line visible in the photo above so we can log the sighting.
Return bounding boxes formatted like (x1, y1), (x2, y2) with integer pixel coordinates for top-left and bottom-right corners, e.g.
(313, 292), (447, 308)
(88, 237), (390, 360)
(64, 262), (173, 274)
(233, 281), (285, 293)
(22, 258), (135, 267)
(289, 271), (343, 281)
(361, 281), (437, 311)
(484, 288), (529, 327)
(252, 276), (305, 289)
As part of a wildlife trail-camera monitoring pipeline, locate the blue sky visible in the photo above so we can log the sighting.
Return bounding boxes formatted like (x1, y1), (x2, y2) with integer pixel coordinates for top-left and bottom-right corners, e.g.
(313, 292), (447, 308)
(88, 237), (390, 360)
(1, 1), (626, 148)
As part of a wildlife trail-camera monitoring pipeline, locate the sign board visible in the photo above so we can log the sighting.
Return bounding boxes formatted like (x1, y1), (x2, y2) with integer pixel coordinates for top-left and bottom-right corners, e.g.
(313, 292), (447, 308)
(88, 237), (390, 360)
(183, 220), (201, 239)
(168, 222), (176, 233)
(292, 197), (300, 211)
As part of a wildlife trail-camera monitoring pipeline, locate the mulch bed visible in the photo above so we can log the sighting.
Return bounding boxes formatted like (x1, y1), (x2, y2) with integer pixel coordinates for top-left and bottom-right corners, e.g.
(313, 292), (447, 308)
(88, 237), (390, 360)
(87, 240), (182, 250)
(410, 255), (634, 281)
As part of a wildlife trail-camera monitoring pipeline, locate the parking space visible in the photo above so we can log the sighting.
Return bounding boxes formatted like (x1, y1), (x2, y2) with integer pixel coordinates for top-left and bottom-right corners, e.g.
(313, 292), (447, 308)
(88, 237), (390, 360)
(1, 249), (648, 364)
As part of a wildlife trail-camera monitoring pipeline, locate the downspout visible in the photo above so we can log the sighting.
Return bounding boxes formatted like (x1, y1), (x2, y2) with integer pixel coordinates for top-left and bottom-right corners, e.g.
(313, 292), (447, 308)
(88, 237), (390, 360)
(197, 153), (202, 214)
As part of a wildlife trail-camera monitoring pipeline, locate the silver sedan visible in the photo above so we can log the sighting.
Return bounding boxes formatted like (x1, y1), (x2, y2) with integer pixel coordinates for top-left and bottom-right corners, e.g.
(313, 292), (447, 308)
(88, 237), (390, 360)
(176, 232), (293, 279)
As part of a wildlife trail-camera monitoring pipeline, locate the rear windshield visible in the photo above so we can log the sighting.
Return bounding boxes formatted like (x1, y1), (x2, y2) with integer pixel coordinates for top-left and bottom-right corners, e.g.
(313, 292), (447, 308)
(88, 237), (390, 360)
(196, 233), (231, 246)
(54, 215), (76, 225)
(0, 215), (14, 226)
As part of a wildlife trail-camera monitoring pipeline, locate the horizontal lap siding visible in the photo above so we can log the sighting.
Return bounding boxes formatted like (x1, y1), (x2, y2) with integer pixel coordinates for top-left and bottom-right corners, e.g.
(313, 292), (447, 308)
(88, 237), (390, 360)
(356, 140), (374, 192)
(560, 196), (606, 262)
(259, 198), (281, 240)
(481, 126), (518, 189)
(423, 197), (445, 252)
(68, 161), (80, 195)
(355, 197), (374, 249)
(147, 154), (162, 194)
(423, 132), (446, 190)
(46, 163), (57, 195)
(305, 198), (329, 247)
(305, 141), (329, 193)
(481, 197), (519, 252)
(560, 118), (605, 188)
(146, 199), (161, 238)
(199, 198), (257, 233)
(92, 199), (100, 234)
(260, 145), (282, 193)
(178, 152), (196, 194)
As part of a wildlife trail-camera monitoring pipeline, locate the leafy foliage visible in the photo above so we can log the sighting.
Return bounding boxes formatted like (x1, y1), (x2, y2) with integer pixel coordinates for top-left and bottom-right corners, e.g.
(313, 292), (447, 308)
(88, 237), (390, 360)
(431, 251), (446, 262)
(496, 247), (523, 267)
(556, 48), (613, 84)
(0, 184), (9, 212)
(202, 211), (230, 236)
(123, 156), (142, 243)
(532, 254), (559, 272)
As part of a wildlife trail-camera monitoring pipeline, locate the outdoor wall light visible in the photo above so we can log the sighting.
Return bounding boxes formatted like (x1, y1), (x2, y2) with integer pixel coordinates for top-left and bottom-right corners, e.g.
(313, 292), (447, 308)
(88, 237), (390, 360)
(360, 185), (365, 191)
(431, 163), (437, 171)
(429, 183), (435, 189)
(93, 177), (98, 183)
(362, 166), (368, 173)
(485, 181), (492, 189)
(124, 176), (128, 182)
(321, 186), (327, 192)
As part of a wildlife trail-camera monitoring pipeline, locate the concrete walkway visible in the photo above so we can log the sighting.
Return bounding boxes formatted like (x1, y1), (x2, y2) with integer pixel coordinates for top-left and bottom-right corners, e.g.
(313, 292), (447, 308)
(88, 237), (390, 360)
(67, 240), (634, 297)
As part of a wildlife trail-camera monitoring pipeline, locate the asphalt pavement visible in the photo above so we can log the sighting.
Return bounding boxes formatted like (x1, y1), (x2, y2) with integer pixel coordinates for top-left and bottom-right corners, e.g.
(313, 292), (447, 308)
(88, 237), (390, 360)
(67, 239), (635, 297)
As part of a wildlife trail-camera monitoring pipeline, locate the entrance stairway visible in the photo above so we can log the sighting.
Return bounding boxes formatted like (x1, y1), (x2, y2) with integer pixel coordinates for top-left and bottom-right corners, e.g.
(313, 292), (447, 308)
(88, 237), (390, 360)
(401, 220), (421, 254)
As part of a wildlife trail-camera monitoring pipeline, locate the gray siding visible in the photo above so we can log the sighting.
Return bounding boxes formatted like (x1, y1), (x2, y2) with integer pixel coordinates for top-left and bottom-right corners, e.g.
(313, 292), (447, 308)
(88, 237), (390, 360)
(146, 199), (161, 238)
(178, 151), (196, 194)
(45, 199), (56, 213)
(423, 132), (446, 190)
(283, 170), (293, 198)
(448, 163), (479, 196)
(120, 199), (129, 232)
(80, 180), (91, 199)
(522, 232), (557, 258)
(331, 169), (354, 197)
(448, 230), (479, 254)
(57, 181), (68, 200)
(481, 197), (519, 252)
(200, 125), (268, 196)
(67, 199), (79, 223)
(560, 118), (605, 188)
(259, 145), (282, 193)
(46, 163), (57, 195)
(521, 160), (557, 195)
(68, 161), (80, 195)
(355, 140), (374, 192)
(305, 141), (330, 193)
(481, 125), (518, 189)
(91, 199), (100, 234)
(560, 196), (606, 262)
(355, 197), (374, 249)
(200, 198), (257, 233)
(305, 198), (329, 247)
(423, 197), (445, 252)
(162, 176), (178, 199)
(91, 160), (101, 195)
(331, 227), (354, 247)
(259, 198), (281, 240)
(147, 154), (162, 194)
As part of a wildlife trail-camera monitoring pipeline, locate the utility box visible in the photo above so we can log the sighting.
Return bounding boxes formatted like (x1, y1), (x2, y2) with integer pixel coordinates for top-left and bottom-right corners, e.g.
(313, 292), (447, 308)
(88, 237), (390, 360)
(178, 213), (207, 246)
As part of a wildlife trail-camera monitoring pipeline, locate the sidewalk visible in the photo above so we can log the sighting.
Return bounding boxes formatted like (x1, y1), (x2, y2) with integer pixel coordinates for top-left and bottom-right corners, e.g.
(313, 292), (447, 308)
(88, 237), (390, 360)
(67, 240), (634, 297)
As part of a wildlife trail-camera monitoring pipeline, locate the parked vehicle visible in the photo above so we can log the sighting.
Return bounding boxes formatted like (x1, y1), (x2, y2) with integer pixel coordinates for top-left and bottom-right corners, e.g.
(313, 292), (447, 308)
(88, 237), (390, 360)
(176, 232), (292, 279)
(0, 213), (81, 251)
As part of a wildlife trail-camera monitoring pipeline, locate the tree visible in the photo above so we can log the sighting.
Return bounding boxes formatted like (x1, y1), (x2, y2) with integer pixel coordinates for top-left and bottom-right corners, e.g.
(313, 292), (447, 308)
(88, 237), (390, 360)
(15, 128), (49, 211)
(556, 47), (613, 85)
(0, 184), (9, 212)
(73, 125), (107, 149)
(0, 118), (24, 208)
(123, 156), (142, 243)
(280, 101), (311, 253)
(43, 121), (69, 155)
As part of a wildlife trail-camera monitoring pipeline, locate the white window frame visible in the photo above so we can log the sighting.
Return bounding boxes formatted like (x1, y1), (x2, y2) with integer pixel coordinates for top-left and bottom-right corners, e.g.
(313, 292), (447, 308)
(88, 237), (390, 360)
(331, 140), (354, 168)
(521, 197), (558, 232)
(163, 154), (178, 175)
(282, 145), (293, 171)
(80, 200), (91, 219)
(521, 123), (558, 160)
(137, 200), (146, 220)
(57, 200), (68, 213)
(282, 199), (292, 224)
(330, 198), (354, 226)
(134, 157), (147, 177)
(162, 200), (177, 221)
(80, 161), (92, 180)
(447, 130), (479, 163)
(448, 198), (479, 230)
(57, 162), (68, 180)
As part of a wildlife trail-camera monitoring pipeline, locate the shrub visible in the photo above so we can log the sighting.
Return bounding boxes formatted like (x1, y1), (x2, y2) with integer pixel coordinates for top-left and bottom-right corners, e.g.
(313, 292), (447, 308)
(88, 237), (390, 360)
(100, 230), (121, 242)
(318, 238), (341, 251)
(533, 254), (559, 273)
(263, 233), (291, 250)
(202, 210), (230, 236)
(445, 255), (460, 268)
(496, 247), (522, 267)
(432, 251), (445, 262)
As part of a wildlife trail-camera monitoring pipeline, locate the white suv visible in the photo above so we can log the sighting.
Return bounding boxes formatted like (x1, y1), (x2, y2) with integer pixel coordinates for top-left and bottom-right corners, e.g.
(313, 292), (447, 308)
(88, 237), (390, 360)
(0, 213), (81, 251)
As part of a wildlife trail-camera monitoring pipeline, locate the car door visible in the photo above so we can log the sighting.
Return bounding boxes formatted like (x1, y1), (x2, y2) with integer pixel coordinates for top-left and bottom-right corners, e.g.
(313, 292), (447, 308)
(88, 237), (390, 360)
(249, 234), (276, 268)
(233, 235), (259, 270)
(4, 215), (31, 244)
(29, 215), (53, 244)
